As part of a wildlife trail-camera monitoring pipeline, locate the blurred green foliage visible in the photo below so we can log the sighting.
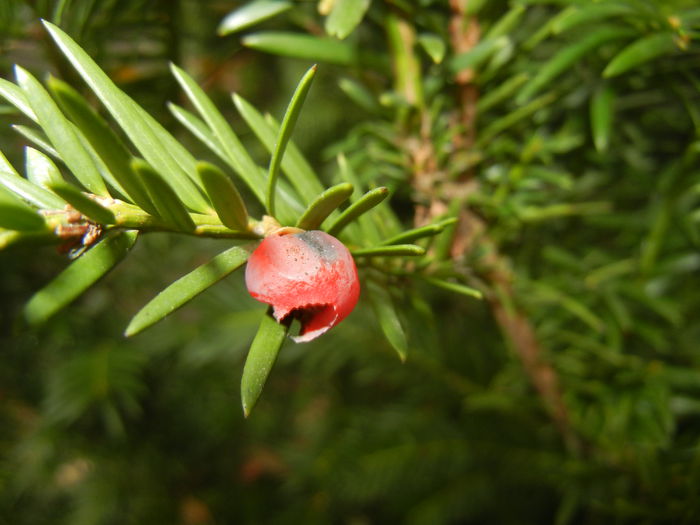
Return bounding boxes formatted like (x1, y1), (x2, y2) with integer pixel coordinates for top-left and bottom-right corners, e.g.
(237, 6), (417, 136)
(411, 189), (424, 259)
(2, 0), (700, 524)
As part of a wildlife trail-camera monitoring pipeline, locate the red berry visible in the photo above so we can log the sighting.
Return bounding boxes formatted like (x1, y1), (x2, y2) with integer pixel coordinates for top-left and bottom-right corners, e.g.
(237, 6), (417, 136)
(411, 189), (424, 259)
(245, 230), (360, 342)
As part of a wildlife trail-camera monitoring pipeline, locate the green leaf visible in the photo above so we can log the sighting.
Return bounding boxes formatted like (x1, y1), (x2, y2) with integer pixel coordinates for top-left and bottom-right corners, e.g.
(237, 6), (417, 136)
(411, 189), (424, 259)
(267, 65), (316, 217)
(296, 182), (353, 230)
(465, 0), (487, 15)
(12, 125), (59, 158)
(25, 147), (63, 188)
(603, 32), (678, 78)
(417, 33), (446, 64)
(15, 66), (109, 196)
(479, 36), (515, 81)
(386, 13), (423, 107)
(334, 153), (381, 244)
(484, 4), (525, 40)
(380, 219), (456, 245)
(197, 161), (248, 231)
(24, 230), (138, 325)
(517, 202), (611, 222)
(433, 199), (461, 262)
(131, 159), (195, 232)
(240, 310), (288, 417)
(48, 181), (116, 224)
(0, 151), (66, 210)
(0, 150), (21, 177)
(552, 3), (637, 34)
(476, 73), (529, 113)
(217, 0), (292, 36)
(232, 93), (324, 206)
(169, 64), (268, 207)
(125, 244), (251, 337)
(326, 187), (389, 237)
(337, 77), (382, 113)
(129, 99), (207, 194)
(367, 205), (402, 246)
(325, 0), (371, 40)
(478, 93), (557, 144)
(0, 77), (36, 120)
(47, 76), (156, 215)
(620, 283), (682, 327)
(449, 37), (508, 74)
(517, 27), (634, 103)
(242, 32), (357, 66)
(52, 0), (71, 24)
(679, 7), (700, 26)
(168, 103), (227, 161)
(0, 187), (46, 231)
(336, 152), (361, 189)
(423, 277), (483, 299)
(590, 83), (615, 152)
(531, 282), (605, 332)
(45, 77), (130, 198)
(367, 279), (407, 362)
(42, 21), (210, 213)
(522, 7), (573, 50)
(352, 244), (425, 257)
(0, 229), (37, 250)
(640, 196), (673, 276)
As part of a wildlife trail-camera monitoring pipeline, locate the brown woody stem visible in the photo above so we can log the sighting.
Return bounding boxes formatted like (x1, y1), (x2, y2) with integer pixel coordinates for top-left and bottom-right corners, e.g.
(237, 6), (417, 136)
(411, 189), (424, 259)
(400, 1), (580, 450)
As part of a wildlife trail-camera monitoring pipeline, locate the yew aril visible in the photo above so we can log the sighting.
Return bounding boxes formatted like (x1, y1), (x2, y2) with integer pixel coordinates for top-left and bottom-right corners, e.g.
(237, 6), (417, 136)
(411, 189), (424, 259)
(245, 230), (360, 342)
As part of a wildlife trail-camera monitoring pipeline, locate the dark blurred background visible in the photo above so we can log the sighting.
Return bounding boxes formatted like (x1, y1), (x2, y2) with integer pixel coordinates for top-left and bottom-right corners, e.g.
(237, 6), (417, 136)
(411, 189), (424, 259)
(2, 1), (700, 524)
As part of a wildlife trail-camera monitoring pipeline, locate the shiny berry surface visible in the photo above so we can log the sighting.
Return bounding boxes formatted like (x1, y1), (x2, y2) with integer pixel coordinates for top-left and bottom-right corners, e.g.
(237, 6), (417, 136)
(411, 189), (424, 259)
(245, 230), (360, 342)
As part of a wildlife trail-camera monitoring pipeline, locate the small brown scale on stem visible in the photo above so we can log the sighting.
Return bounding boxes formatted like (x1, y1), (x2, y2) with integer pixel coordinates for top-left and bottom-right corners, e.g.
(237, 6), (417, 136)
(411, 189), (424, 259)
(54, 205), (104, 257)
